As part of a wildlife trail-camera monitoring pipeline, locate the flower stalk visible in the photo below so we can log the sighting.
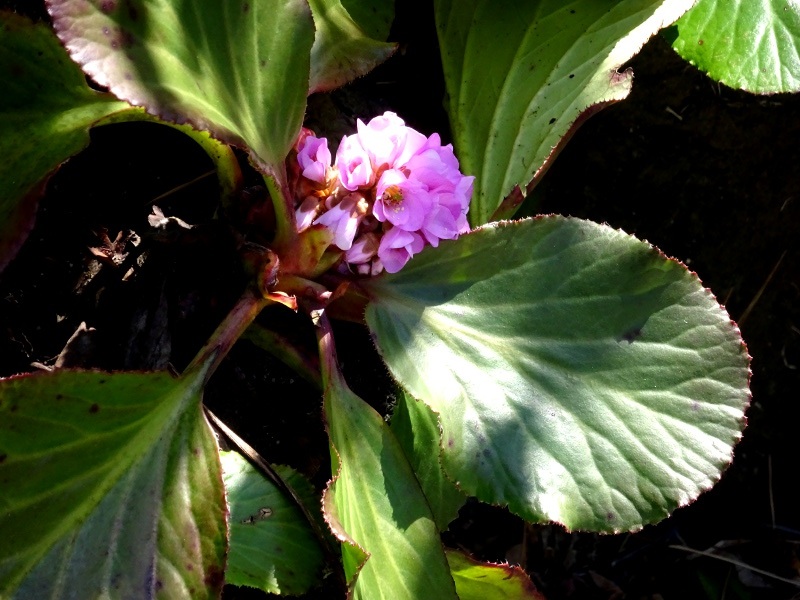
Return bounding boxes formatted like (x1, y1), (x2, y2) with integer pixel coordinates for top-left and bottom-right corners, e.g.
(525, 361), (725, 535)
(184, 287), (271, 384)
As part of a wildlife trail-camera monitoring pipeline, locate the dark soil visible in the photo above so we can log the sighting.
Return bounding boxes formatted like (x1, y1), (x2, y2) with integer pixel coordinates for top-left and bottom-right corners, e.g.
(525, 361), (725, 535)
(2, 1), (799, 599)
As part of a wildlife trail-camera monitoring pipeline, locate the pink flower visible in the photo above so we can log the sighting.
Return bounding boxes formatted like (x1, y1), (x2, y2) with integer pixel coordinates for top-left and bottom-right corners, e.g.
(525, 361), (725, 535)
(453, 174), (475, 215)
(378, 227), (425, 273)
(297, 135), (331, 184)
(373, 169), (433, 232)
(295, 196), (320, 232)
(420, 202), (461, 247)
(314, 194), (367, 251)
(294, 112), (474, 276)
(345, 232), (379, 264)
(356, 259), (384, 276)
(406, 143), (463, 192)
(356, 112), (427, 169)
(336, 134), (373, 191)
(420, 179), (473, 245)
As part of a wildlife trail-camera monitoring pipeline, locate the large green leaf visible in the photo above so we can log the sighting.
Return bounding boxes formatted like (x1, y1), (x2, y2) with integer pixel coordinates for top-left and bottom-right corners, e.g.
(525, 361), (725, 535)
(390, 389), (467, 531)
(670, 0), (800, 93)
(446, 550), (544, 600)
(365, 216), (750, 532)
(48, 0), (314, 171)
(0, 12), (134, 271)
(0, 366), (226, 598)
(308, 0), (396, 93)
(434, 0), (696, 224)
(221, 451), (324, 596)
(319, 324), (458, 599)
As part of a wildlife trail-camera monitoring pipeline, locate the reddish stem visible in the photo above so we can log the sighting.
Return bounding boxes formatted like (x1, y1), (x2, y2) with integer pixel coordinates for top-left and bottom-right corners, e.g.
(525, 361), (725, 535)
(184, 287), (271, 383)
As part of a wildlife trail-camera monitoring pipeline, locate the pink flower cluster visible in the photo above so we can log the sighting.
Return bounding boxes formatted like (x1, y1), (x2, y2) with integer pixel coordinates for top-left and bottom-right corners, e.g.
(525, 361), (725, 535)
(291, 112), (474, 274)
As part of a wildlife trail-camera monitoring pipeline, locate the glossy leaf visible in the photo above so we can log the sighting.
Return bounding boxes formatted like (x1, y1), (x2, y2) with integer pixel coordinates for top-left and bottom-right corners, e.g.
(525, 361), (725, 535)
(319, 323), (458, 599)
(0, 12), (134, 271)
(221, 451), (324, 596)
(671, 0), (800, 93)
(446, 550), (544, 600)
(308, 0), (396, 93)
(434, 0), (696, 224)
(0, 366), (226, 598)
(365, 216), (750, 532)
(390, 389), (467, 531)
(48, 0), (314, 171)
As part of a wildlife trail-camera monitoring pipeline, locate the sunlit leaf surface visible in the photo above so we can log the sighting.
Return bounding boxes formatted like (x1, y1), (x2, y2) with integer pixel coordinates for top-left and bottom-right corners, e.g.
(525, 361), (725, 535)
(320, 331), (458, 599)
(434, 0), (696, 224)
(221, 451), (324, 596)
(366, 216), (750, 532)
(447, 550), (544, 600)
(48, 0), (314, 170)
(671, 0), (800, 93)
(0, 367), (226, 598)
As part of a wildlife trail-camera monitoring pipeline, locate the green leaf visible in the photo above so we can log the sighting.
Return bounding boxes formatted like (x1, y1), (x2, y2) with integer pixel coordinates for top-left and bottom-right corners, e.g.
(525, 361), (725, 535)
(0, 12), (134, 271)
(434, 0), (696, 225)
(365, 216), (750, 532)
(320, 328), (458, 599)
(0, 366), (226, 598)
(221, 451), (324, 596)
(48, 0), (315, 170)
(390, 389), (467, 531)
(309, 0), (396, 93)
(341, 0), (395, 40)
(446, 550), (544, 600)
(670, 0), (800, 93)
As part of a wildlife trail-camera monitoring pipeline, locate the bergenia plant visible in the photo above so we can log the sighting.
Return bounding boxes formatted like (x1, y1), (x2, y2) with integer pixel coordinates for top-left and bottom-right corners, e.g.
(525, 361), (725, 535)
(2, 0), (795, 597)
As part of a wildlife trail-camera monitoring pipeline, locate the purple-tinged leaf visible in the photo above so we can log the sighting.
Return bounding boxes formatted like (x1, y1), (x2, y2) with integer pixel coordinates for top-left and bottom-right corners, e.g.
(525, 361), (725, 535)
(47, 0), (314, 171)
(0, 366), (226, 598)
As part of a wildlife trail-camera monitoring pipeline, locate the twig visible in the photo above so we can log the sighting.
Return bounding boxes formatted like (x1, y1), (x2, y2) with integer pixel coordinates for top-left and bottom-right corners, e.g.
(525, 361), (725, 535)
(669, 544), (800, 587)
(769, 454), (776, 529)
(721, 566), (732, 600)
(146, 169), (216, 206)
(665, 106), (684, 121)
